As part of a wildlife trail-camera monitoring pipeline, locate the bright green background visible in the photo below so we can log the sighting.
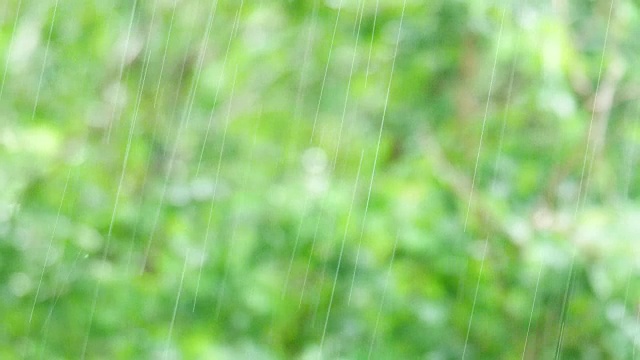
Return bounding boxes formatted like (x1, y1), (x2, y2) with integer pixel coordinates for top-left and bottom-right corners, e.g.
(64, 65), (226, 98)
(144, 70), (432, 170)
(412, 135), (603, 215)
(2, 0), (640, 358)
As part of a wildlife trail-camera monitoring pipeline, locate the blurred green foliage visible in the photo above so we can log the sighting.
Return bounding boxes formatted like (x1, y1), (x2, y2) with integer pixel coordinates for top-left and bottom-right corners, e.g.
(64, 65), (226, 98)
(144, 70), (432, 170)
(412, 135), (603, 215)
(2, 0), (640, 358)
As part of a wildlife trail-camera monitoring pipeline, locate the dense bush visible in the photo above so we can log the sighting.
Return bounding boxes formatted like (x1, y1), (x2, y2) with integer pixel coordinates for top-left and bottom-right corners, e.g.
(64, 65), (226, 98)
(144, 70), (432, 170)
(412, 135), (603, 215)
(2, 0), (640, 358)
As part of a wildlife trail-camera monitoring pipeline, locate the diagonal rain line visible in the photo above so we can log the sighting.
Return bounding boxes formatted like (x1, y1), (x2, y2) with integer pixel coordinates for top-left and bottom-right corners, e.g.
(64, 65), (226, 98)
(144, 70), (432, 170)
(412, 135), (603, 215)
(164, 250), (190, 360)
(0, 0), (23, 103)
(82, 34), (145, 360)
(267, 134), (335, 335)
(298, 141), (341, 307)
(213, 221), (236, 319)
(34, 169), (82, 353)
(363, 0), (380, 89)
(346, 0), (381, 305)
(284, 124), (338, 306)
(153, 0), (178, 108)
(126, 0), (200, 275)
(30, 147), (85, 349)
(339, 0), (370, 157)
(307, 194), (342, 327)
(29, 0), (60, 124)
(463, 6), (507, 232)
(273, 112), (337, 343)
(286, 1), (352, 311)
(285, 0), (366, 303)
(191, 5), (245, 309)
(104, 0), (143, 143)
(309, 213), (340, 329)
(522, 263), (543, 359)
(285, 0), (320, 166)
(554, 259), (575, 360)
(213, 105), (264, 315)
(319, 150), (365, 356)
(86, 0), (199, 353)
(331, 0), (367, 170)
(320, 0), (408, 354)
(25, 170), (71, 360)
(193, 61), (238, 311)
(282, 197), (310, 299)
(284, 184), (333, 309)
(298, 198), (328, 307)
(127, 0), (163, 142)
(367, 231), (400, 359)
(462, 235), (488, 359)
(461, 7), (508, 358)
(195, 2), (243, 177)
(39, 251), (83, 358)
(121, 0), (165, 158)
(504, 1), (544, 355)
(292, 0), (370, 309)
(192, 6), (245, 300)
(180, 0), (222, 132)
(556, 1), (615, 357)
(139, 0), (222, 274)
(21, 0), (61, 355)
(574, 0), (616, 216)
(135, 5), (199, 275)
(309, 0), (345, 143)
(83, 0), (182, 354)
(347, 0), (406, 305)
(194, 65), (239, 312)
(119, 0), (167, 273)
(29, 169), (71, 324)
(124, 111), (163, 273)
